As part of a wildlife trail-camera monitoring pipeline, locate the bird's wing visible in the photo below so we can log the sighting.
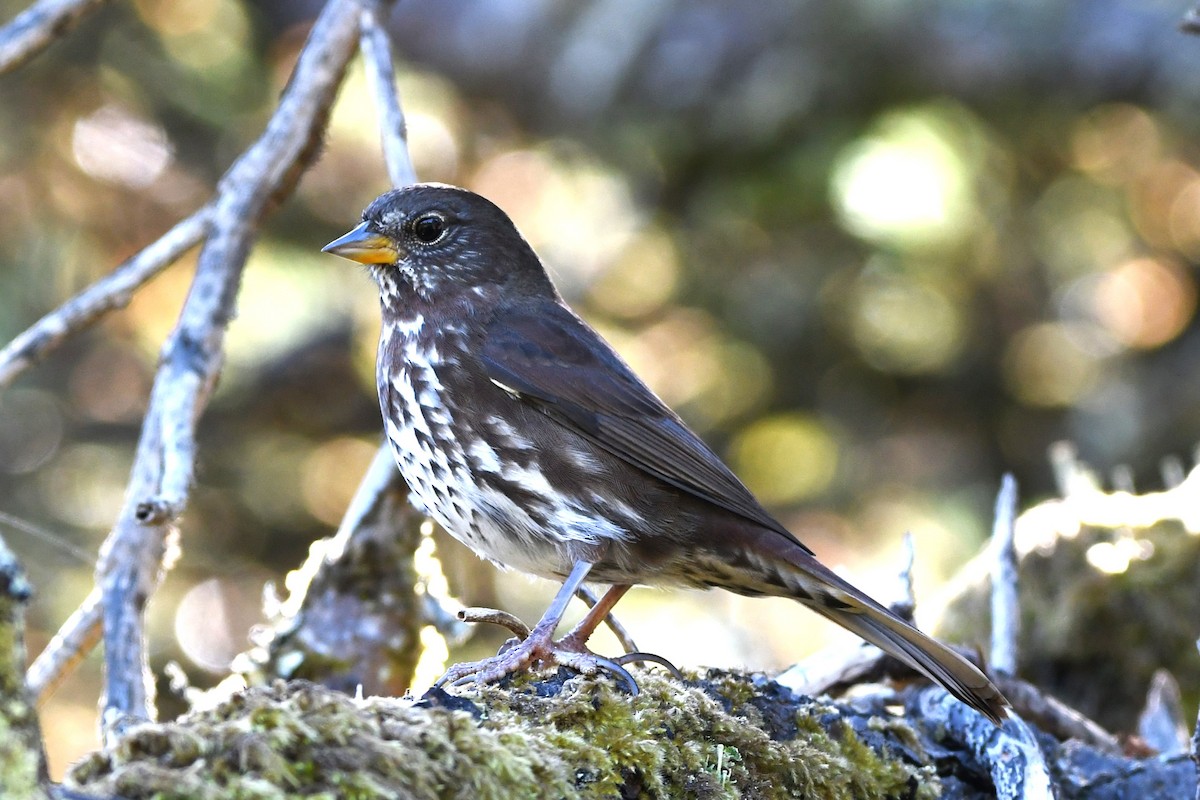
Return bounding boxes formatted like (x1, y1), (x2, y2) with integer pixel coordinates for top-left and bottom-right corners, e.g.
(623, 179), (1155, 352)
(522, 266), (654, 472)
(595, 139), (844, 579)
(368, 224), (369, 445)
(481, 300), (805, 545)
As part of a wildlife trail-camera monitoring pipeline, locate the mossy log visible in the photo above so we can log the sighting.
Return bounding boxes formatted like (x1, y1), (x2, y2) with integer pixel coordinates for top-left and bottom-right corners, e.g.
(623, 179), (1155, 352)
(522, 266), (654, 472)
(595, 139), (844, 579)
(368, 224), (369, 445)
(59, 669), (1195, 800)
(64, 673), (938, 800)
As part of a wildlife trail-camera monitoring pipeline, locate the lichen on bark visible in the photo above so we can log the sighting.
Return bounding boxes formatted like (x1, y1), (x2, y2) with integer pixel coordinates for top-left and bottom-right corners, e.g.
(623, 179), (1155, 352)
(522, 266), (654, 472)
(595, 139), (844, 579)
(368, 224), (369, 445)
(0, 534), (45, 800)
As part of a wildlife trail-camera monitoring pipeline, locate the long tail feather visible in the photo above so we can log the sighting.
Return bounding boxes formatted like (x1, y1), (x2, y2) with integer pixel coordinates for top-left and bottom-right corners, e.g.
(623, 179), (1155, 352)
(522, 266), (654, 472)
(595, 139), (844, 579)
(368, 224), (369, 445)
(763, 543), (1009, 724)
(807, 596), (1008, 724)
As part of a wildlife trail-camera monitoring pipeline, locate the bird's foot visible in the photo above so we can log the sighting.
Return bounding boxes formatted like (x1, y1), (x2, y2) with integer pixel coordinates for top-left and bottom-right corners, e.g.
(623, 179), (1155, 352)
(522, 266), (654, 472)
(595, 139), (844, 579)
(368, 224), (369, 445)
(435, 619), (644, 694)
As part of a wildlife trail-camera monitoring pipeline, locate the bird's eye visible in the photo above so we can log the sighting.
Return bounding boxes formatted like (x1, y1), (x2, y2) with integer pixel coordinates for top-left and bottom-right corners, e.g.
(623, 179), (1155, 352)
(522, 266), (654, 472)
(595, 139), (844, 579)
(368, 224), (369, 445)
(412, 214), (447, 244)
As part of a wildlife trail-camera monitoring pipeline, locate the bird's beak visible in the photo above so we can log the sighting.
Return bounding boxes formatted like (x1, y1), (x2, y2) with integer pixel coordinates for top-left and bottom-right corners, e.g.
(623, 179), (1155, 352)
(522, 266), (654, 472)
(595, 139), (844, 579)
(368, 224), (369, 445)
(322, 221), (401, 264)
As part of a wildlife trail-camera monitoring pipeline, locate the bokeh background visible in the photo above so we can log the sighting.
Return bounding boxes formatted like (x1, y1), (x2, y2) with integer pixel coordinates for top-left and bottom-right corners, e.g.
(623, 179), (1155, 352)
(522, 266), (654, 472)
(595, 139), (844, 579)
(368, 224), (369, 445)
(2, 0), (1200, 776)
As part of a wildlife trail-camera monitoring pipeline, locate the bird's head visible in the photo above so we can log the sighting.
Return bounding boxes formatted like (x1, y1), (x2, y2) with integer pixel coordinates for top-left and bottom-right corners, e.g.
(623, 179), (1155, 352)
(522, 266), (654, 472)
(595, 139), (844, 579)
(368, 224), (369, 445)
(323, 183), (553, 303)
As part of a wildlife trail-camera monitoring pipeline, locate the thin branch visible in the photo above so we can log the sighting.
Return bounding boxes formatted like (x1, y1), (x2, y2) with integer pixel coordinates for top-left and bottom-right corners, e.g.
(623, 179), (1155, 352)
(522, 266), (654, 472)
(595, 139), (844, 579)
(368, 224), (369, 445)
(0, 0), (109, 75)
(95, 0), (365, 736)
(359, 0), (417, 187)
(0, 511), (94, 565)
(889, 532), (916, 623)
(990, 473), (1019, 676)
(331, 445), (406, 558)
(781, 641), (1122, 756)
(421, 577), (470, 641)
(27, 587), (101, 704)
(336, 0), (475, 660)
(0, 207), (212, 390)
(458, 607), (531, 640)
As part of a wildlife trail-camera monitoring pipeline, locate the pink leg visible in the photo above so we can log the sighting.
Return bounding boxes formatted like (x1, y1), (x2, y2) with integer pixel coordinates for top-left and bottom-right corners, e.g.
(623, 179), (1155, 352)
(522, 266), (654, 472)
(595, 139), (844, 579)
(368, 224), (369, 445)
(560, 584), (631, 650)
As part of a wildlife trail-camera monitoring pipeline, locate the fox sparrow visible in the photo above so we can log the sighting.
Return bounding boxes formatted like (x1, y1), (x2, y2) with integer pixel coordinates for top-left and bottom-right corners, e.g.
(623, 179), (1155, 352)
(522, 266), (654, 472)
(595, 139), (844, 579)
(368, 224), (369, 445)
(324, 183), (1007, 723)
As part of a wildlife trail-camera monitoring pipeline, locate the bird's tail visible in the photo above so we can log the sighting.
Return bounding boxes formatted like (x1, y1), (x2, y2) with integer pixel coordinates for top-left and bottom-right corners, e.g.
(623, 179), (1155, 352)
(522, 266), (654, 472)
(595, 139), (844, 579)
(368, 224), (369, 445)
(768, 544), (1009, 724)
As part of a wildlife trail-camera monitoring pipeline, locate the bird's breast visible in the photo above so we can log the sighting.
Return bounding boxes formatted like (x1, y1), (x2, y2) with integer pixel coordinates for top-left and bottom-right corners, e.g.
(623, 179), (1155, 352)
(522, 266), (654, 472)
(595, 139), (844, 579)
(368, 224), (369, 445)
(377, 320), (586, 576)
(377, 322), (474, 534)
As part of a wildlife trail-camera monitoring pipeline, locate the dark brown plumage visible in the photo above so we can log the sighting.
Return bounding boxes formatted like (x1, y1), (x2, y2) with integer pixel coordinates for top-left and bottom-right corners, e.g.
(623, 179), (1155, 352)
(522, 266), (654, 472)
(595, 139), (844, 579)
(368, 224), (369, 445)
(323, 183), (1008, 724)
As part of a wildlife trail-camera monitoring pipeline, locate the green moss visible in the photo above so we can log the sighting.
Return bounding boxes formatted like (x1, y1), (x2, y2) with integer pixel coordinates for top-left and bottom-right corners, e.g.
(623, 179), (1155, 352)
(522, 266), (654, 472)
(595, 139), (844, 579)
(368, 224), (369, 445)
(67, 672), (936, 800)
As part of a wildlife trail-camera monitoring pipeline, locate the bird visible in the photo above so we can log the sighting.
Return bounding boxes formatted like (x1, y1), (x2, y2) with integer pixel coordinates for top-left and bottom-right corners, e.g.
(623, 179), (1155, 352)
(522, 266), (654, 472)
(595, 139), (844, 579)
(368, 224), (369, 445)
(323, 183), (1009, 724)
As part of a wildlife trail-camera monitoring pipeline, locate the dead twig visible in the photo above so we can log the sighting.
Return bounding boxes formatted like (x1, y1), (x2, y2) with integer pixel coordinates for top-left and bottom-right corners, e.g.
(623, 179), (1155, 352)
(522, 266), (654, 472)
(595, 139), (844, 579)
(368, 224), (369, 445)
(249, 0), (469, 685)
(0, 208), (212, 390)
(458, 607), (531, 640)
(359, 0), (417, 187)
(888, 532), (916, 623)
(27, 587), (101, 704)
(0, 0), (109, 75)
(1138, 669), (1188, 756)
(990, 473), (1019, 676)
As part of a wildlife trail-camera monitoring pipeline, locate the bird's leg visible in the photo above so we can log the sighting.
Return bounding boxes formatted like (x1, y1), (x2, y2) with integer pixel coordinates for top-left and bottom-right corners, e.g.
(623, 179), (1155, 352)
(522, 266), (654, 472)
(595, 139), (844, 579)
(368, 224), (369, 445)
(558, 584), (630, 651)
(562, 585), (685, 680)
(434, 561), (638, 690)
(575, 584), (639, 653)
(491, 583), (628, 658)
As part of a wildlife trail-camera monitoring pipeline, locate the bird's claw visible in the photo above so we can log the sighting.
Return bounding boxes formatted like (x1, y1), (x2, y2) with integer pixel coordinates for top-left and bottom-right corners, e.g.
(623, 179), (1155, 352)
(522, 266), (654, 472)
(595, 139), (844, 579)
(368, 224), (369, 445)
(613, 651), (685, 681)
(584, 655), (639, 695)
(495, 635), (524, 656)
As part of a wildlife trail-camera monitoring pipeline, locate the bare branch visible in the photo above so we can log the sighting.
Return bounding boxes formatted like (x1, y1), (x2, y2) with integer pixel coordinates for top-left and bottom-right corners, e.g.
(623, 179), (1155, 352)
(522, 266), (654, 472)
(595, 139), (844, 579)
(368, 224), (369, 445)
(782, 641), (1123, 756)
(96, 0), (366, 735)
(234, 3), (471, 696)
(359, 0), (417, 187)
(27, 587), (101, 704)
(0, 0), (109, 75)
(0, 207), (212, 390)
(990, 473), (1019, 676)
(889, 532), (916, 623)
(458, 607), (531, 640)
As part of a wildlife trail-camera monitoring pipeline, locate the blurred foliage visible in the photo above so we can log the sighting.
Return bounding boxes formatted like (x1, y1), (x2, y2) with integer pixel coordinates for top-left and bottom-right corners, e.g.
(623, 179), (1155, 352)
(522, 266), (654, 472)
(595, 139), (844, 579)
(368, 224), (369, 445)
(2, 0), (1200, 775)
